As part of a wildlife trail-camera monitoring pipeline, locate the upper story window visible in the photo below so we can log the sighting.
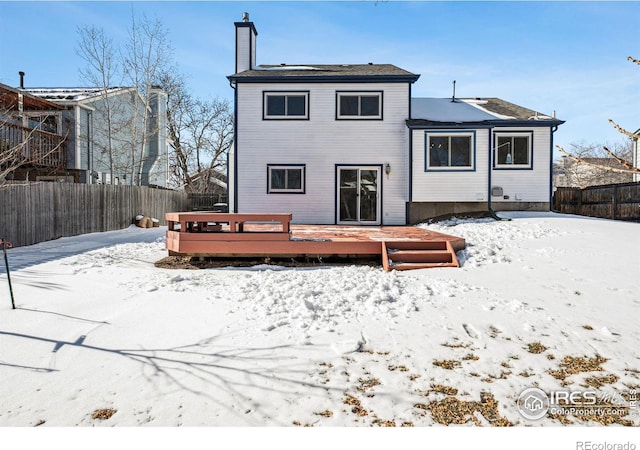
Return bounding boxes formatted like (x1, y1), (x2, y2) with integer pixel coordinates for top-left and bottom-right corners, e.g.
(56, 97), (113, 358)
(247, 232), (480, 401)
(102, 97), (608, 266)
(263, 92), (309, 120)
(425, 131), (475, 171)
(494, 132), (532, 169)
(336, 91), (382, 120)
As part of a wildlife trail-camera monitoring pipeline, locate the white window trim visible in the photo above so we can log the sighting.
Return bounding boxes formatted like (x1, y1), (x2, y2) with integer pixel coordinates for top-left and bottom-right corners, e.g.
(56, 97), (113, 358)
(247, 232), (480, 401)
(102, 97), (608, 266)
(267, 165), (305, 193)
(494, 132), (533, 169)
(263, 92), (309, 120)
(336, 91), (382, 120)
(425, 131), (475, 171)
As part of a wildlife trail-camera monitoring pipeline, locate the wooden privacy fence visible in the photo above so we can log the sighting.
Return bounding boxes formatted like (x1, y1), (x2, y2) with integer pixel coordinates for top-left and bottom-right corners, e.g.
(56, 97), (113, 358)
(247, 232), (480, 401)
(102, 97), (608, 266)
(553, 182), (640, 222)
(187, 193), (227, 211)
(0, 183), (190, 247)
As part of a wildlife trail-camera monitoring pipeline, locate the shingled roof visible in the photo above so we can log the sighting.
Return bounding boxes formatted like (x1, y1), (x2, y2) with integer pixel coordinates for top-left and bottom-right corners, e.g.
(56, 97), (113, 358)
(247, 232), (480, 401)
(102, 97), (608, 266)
(408, 97), (564, 127)
(228, 64), (420, 83)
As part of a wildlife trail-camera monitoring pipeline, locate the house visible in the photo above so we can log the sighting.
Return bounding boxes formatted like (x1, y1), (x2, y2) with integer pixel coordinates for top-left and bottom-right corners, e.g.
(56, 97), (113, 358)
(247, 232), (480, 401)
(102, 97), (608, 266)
(227, 14), (564, 225)
(0, 82), (69, 182)
(554, 156), (633, 188)
(21, 83), (169, 187)
(181, 167), (228, 211)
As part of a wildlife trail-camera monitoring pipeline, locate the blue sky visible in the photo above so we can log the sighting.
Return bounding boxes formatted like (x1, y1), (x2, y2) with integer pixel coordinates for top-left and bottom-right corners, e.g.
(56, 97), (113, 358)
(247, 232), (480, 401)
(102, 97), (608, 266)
(0, 1), (638, 152)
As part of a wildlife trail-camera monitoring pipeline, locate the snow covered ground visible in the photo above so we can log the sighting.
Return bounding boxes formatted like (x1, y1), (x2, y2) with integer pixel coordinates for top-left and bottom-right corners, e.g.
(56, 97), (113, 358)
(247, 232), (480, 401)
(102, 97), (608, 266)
(0, 212), (638, 447)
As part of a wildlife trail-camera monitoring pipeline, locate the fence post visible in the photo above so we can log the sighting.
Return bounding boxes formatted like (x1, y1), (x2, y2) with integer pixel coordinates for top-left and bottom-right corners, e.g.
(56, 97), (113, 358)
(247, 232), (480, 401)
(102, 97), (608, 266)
(1, 238), (16, 310)
(577, 188), (583, 217)
(612, 184), (618, 221)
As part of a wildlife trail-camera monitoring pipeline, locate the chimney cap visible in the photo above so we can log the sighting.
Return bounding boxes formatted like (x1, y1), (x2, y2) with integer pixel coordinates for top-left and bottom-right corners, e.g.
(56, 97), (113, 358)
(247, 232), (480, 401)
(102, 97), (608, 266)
(242, 12), (249, 22)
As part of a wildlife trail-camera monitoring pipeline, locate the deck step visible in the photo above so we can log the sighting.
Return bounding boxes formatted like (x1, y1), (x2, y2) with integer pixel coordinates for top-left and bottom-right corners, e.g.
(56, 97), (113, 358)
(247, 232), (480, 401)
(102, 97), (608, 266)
(382, 240), (459, 271)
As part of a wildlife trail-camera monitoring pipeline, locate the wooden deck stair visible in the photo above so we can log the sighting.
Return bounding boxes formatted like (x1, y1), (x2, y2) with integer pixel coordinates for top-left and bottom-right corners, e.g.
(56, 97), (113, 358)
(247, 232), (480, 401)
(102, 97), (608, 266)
(381, 240), (460, 271)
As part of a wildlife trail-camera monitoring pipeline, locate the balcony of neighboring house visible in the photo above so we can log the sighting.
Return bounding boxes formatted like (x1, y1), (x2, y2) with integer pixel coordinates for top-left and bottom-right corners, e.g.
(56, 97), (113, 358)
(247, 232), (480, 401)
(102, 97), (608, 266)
(1, 120), (67, 168)
(1, 82), (68, 180)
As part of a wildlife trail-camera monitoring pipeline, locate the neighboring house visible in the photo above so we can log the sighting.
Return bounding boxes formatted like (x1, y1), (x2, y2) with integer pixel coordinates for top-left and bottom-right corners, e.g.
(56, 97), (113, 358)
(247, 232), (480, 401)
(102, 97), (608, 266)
(554, 156), (633, 188)
(228, 15), (564, 224)
(23, 85), (169, 187)
(0, 82), (70, 181)
(184, 168), (227, 196)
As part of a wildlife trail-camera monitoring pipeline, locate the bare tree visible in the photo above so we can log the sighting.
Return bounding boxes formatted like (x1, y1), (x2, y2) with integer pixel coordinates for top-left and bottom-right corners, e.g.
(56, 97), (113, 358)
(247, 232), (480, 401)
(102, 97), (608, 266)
(75, 14), (173, 186)
(122, 13), (173, 186)
(76, 25), (121, 181)
(75, 14), (230, 189)
(557, 56), (640, 177)
(555, 141), (633, 188)
(158, 70), (233, 193)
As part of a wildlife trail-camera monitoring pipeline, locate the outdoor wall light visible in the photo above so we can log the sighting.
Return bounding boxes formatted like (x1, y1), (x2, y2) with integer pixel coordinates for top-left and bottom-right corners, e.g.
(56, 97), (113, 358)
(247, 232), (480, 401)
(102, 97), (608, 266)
(385, 163), (391, 176)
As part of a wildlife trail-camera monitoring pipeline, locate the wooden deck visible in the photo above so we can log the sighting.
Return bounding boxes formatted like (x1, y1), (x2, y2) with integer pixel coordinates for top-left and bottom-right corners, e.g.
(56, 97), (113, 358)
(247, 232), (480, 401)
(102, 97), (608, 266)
(165, 212), (466, 270)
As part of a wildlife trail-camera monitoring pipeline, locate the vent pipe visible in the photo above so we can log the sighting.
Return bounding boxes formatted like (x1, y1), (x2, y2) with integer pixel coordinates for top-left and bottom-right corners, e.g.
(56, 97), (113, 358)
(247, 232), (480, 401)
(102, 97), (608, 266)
(18, 71), (25, 89)
(451, 80), (456, 102)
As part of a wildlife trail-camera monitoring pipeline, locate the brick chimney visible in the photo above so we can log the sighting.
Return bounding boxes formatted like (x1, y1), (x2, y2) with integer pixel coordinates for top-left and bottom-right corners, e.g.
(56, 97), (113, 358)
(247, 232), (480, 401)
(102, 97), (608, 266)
(234, 12), (258, 73)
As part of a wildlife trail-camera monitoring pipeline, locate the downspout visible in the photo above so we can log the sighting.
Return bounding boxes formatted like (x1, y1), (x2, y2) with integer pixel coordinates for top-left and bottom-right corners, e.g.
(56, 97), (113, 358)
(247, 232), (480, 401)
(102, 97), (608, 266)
(487, 127), (510, 221)
(549, 125), (558, 211)
(407, 126), (413, 225)
(406, 84), (413, 225)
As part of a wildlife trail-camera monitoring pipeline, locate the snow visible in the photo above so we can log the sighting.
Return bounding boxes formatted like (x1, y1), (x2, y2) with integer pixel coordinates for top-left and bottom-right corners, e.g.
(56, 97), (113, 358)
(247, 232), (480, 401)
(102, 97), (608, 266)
(1, 213), (639, 448)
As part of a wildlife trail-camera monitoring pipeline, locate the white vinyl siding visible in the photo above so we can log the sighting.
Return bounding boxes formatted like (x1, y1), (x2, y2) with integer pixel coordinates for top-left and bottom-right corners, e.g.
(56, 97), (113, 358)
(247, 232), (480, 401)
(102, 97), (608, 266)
(491, 127), (551, 202)
(411, 127), (551, 203)
(235, 82), (410, 224)
(412, 129), (488, 202)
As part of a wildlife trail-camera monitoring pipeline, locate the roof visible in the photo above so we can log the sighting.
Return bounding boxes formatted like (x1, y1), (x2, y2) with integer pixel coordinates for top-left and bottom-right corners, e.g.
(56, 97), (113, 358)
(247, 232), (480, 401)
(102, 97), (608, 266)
(22, 87), (135, 104)
(408, 97), (564, 127)
(0, 82), (65, 111)
(228, 64), (420, 83)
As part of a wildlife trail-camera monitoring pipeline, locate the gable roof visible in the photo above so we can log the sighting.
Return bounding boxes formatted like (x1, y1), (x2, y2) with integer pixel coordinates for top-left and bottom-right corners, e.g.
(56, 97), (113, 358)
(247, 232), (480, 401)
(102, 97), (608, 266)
(228, 64), (420, 83)
(408, 97), (564, 127)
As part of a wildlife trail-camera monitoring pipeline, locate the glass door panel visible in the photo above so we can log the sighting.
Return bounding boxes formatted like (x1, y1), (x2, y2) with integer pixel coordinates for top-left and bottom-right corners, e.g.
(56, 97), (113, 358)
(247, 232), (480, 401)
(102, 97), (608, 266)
(337, 166), (380, 225)
(339, 169), (358, 222)
(359, 169), (378, 222)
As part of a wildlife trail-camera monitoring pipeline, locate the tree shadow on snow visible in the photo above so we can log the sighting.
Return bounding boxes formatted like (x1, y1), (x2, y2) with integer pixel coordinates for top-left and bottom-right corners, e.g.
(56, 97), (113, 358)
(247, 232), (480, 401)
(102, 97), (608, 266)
(0, 330), (338, 424)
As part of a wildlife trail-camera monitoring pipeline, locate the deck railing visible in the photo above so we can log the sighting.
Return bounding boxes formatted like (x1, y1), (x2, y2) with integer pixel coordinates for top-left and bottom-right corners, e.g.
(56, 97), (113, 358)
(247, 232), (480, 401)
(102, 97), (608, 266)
(1, 121), (66, 168)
